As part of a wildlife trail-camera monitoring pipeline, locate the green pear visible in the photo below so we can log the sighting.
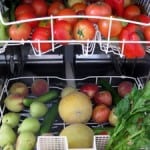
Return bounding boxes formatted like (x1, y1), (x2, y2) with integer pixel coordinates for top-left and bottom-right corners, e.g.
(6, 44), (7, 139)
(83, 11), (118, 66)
(18, 117), (40, 134)
(2, 112), (20, 128)
(0, 124), (16, 148)
(3, 144), (15, 150)
(30, 101), (48, 118)
(16, 132), (36, 150)
(4, 94), (24, 112)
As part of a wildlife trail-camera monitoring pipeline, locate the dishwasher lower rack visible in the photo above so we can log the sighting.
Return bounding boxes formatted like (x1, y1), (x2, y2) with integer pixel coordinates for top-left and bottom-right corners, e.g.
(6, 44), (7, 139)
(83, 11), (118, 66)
(0, 76), (143, 150)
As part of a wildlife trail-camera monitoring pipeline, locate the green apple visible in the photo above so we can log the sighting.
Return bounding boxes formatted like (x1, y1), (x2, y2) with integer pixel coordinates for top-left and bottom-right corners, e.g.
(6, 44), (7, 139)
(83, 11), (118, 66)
(2, 112), (20, 128)
(30, 101), (48, 118)
(0, 124), (16, 148)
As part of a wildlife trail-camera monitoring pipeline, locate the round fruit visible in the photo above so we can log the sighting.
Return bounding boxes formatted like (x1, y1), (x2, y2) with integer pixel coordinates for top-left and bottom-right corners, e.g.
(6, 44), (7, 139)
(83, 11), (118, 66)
(92, 104), (110, 124)
(123, 5), (141, 20)
(57, 8), (77, 25)
(98, 16), (123, 38)
(61, 86), (77, 98)
(30, 101), (48, 118)
(9, 23), (31, 40)
(94, 90), (112, 106)
(31, 79), (49, 96)
(9, 82), (29, 97)
(71, 2), (87, 15)
(117, 81), (133, 97)
(73, 19), (95, 41)
(58, 91), (93, 124)
(59, 123), (94, 148)
(108, 108), (118, 126)
(2, 112), (20, 128)
(85, 2), (112, 23)
(48, 1), (65, 16)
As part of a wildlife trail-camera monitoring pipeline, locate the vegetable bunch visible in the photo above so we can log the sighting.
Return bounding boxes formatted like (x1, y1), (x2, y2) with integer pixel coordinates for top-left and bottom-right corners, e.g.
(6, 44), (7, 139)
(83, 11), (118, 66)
(106, 80), (150, 149)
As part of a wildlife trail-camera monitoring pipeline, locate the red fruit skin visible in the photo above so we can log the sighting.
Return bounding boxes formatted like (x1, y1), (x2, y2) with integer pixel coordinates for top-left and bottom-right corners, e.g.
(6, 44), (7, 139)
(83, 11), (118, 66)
(118, 81), (133, 97)
(31, 0), (48, 17)
(31, 79), (49, 96)
(54, 20), (73, 44)
(9, 23), (31, 40)
(94, 91), (112, 106)
(92, 104), (111, 124)
(85, 2), (112, 23)
(80, 83), (99, 98)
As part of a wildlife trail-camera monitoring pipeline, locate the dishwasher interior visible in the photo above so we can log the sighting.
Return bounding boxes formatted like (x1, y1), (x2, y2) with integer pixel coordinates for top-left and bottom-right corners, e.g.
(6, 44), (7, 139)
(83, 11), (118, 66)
(0, 0), (150, 150)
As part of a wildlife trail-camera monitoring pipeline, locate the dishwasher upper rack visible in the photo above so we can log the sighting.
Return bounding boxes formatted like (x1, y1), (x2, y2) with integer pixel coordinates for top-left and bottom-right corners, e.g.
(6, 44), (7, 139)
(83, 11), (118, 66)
(0, 75), (143, 150)
(0, 0), (150, 57)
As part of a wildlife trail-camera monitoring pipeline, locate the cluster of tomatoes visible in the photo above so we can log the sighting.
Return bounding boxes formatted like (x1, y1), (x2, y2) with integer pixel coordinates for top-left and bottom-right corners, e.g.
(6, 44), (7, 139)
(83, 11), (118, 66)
(7, 0), (150, 56)
(79, 80), (133, 127)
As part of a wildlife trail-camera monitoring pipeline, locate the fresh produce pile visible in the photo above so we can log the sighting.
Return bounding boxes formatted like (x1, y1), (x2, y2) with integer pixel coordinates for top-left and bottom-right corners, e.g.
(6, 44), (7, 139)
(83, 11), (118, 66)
(1, 0), (150, 57)
(1, 76), (149, 149)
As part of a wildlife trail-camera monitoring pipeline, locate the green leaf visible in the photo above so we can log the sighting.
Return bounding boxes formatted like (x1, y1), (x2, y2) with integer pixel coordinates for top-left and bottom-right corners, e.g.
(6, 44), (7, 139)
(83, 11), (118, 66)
(114, 96), (130, 119)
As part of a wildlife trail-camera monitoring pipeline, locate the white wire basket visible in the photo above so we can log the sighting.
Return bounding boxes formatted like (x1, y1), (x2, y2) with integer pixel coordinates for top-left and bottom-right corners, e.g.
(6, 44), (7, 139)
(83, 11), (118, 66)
(0, 0), (149, 56)
(0, 75), (144, 150)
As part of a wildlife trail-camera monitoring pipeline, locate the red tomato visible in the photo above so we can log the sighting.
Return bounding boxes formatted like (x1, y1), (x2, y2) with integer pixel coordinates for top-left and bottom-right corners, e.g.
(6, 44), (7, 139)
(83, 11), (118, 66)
(92, 104), (111, 124)
(143, 26), (150, 41)
(15, 4), (35, 19)
(31, 0), (48, 17)
(85, 2), (112, 23)
(21, 0), (32, 4)
(9, 23), (31, 40)
(56, 8), (77, 25)
(123, 5), (141, 20)
(54, 20), (73, 45)
(71, 2), (87, 15)
(80, 83), (99, 98)
(73, 19), (96, 41)
(48, 1), (65, 16)
(16, 12), (38, 28)
(98, 16), (123, 38)
(32, 27), (52, 53)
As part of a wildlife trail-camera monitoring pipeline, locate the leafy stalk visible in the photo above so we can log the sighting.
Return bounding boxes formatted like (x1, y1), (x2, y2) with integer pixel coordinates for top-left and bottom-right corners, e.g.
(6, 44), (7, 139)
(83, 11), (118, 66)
(106, 80), (150, 149)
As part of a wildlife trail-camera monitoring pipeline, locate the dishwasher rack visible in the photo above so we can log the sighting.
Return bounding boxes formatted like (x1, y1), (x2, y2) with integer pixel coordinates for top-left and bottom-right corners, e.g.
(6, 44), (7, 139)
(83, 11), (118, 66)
(0, 75), (143, 150)
(0, 0), (150, 57)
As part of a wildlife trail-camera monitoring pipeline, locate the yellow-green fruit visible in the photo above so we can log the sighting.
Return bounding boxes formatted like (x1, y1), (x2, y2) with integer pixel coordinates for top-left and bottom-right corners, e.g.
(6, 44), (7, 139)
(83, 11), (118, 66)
(58, 91), (92, 124)
(68, 0), (85, 7)
(0, 124), (16, 148)
(60, 123), (94, 148)
(4, 94), (24, 112)
(16, 132), (36, 150)
(61, 86), (77, 98)
(2, 112), (20, 128)
(30, 101), (48, 118)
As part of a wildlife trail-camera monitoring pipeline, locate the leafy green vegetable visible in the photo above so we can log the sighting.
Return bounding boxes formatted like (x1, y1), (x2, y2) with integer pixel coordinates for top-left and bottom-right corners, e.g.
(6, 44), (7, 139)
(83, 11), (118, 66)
(106, 81), (150, 150)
